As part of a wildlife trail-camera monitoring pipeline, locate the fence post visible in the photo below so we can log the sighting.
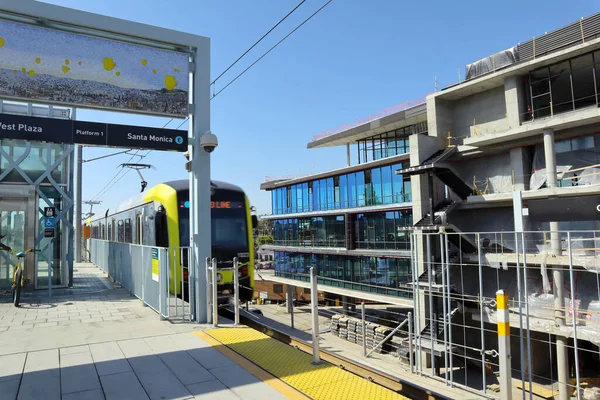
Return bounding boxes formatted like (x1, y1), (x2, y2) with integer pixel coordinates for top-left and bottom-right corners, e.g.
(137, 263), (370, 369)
(362, 302), (366, 357)
(286, 284), (295, 329)
(233, 257), (240, 326)
(212, 258), (218, 328)
(310, 266), (321, 364)
(408, 311), (414, 373)
(497, 290), (512, 400)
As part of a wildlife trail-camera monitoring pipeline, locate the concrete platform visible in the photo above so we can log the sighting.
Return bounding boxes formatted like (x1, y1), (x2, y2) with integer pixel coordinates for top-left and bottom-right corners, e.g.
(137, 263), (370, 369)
(0, 265), (289, 400)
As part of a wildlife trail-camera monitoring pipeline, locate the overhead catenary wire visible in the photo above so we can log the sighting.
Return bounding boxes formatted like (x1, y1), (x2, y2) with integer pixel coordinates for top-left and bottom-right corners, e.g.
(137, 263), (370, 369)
(211, 0), (306, 86)
(211, 0), (334, 100)
(90, 117), (180, 201)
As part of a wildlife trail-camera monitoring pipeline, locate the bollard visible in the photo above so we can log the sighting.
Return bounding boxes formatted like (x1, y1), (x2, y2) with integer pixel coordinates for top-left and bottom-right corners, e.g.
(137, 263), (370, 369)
(212, 258), (218, 328)
(310, 267), (321, 364)
(286, 285), (295, 329)
(205, 257), (212, 325)
(497, 290), (512, 400)
(233, 257), (240, 326)
(361, 302), (366, 357)
(408, 311), (414, 373)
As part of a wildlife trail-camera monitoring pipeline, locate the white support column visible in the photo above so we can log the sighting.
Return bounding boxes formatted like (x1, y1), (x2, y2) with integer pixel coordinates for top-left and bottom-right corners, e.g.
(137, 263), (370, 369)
(497, 290), (512, 400)
(75, 144), (82, 264)
(544, 128), (568, 400)
(190, 41), (211, 323)
(310, 266), (321, 364)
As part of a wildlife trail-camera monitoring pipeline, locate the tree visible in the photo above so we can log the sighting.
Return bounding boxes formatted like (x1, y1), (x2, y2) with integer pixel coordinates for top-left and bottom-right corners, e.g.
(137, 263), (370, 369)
(257, 235), (274, 246)
(256, 216), (273, 236)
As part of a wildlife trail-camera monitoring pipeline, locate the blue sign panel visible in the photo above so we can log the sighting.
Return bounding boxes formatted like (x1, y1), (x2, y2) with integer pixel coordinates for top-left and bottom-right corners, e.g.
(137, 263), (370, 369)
(44, 217), (56, 229)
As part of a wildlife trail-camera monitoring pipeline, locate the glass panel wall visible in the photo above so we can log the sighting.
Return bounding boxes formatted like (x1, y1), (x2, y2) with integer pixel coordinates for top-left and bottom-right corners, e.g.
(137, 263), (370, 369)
(274, 251), (412, 298)
(357, 121), (427, 163)
(354, 210), (412, 250)
(271, 163), (411, 214)
(273, 215), (345, 247)
(527, 50), (600, 120)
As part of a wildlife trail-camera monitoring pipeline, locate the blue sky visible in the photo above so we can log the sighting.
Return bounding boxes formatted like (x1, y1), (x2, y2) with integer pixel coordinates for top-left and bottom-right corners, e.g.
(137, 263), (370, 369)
(39, 0), (599, 216)
(0, 19), (188, 90)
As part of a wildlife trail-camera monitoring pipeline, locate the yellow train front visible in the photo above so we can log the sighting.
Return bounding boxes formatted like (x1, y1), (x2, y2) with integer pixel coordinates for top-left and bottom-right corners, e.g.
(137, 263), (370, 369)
(89, 179), (256, 303)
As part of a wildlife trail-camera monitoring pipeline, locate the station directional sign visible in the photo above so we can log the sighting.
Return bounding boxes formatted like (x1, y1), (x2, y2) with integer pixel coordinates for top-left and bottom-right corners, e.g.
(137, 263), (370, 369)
(0, 113), (187, 152)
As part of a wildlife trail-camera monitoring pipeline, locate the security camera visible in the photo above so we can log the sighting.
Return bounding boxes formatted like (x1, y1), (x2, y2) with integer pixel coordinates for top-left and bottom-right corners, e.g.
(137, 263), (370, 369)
(200, 131), (218, 153)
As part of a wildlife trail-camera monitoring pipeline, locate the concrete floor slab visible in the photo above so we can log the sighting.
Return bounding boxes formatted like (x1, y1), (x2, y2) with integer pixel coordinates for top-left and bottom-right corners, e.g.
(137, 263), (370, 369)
(0, 378), (20, 400)
(100, 371), (150, 400)
(209, 364), (287, 400)
(186, 380), (240, 400)
(62, 389), (105, 400)
(0, 353), (26, 382)
(89, 342), (132, 377)
(60, 351), (102, 395)
(18, 349), (60, 400)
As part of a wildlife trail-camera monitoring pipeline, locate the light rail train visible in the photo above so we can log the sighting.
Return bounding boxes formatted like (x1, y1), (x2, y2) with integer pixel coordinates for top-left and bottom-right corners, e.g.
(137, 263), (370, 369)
(89, 180), (256, 301)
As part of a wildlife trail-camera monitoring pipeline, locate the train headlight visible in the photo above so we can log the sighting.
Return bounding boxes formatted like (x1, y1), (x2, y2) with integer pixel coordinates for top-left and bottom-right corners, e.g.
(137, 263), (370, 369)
(216, 273), (222, 282)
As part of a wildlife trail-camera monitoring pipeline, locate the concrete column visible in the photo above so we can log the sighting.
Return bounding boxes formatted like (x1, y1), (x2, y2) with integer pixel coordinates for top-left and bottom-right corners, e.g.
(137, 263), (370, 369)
(543, 128), (568, 400)
(408, 133), (444, 370)
(426, 96), (454, 139)
(504, 76), (524, 129)
(346, 143), (351, 166)
(544, 129), (558, 188)
(509, 147), (529, 191)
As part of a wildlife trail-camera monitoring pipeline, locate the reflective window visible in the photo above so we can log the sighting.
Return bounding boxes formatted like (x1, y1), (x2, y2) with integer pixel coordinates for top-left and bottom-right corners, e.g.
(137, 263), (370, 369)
(272, 216), (345, 247)
(339, 175), (347, 209)
(356, 122), (427, 163)
(526, 50), (600, 120)
(270, 163), (411, 214)
(354, 210), (412, 250)
(274, 251), (412, 298)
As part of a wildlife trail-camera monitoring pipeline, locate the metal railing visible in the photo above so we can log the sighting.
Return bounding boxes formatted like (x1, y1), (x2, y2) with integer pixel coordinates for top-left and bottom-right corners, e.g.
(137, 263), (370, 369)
(89, 239), (192, 322)
(409, 229), (599, 399)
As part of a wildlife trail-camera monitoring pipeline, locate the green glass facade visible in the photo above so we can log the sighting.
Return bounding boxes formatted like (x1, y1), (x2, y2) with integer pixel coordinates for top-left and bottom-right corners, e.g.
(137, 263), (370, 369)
(274, 251), (412, 298)
(273, 215), (345, 247)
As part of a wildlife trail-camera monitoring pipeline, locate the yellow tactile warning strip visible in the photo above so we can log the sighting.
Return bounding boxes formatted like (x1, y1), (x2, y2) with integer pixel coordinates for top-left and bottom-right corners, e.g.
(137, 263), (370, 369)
(199, 327), (410, 400)
(195, 330), (309, 400)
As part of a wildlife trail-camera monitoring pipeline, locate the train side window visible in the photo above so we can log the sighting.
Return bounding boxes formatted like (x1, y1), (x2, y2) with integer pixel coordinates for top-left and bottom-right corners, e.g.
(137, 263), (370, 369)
(273, 284), (283, 294)
(155, 209), (169, 247)
(108, 223), (112, 241)
(135, 214), (142, 244)
(124, 219), (132, 243)
(118, 220), (124, 242)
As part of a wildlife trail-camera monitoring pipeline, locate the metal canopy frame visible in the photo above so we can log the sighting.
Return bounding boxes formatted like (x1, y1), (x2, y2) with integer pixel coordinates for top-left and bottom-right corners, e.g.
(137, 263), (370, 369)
(0, 0), (211, 322)
(0, 102), (74, 289)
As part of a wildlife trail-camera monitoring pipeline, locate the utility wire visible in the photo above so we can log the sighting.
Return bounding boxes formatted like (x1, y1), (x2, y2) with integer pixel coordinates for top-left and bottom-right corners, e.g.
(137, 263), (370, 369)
(90, 117), (177, 201)
(211, 0), (334, 100)
(211, 0), (306, 86)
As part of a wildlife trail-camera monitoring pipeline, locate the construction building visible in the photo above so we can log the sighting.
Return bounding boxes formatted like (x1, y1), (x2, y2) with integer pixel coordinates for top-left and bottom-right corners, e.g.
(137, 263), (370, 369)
(260, 12), (600, 398)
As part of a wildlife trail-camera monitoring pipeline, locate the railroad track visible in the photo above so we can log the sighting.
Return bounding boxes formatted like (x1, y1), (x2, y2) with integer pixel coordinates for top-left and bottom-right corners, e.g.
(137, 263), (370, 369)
(218, 306), (447, 400)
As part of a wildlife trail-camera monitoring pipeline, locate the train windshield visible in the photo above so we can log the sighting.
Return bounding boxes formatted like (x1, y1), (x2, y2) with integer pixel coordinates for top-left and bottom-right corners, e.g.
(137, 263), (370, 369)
(211, 208), (248, 249)
(177, 192), (247, 250)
